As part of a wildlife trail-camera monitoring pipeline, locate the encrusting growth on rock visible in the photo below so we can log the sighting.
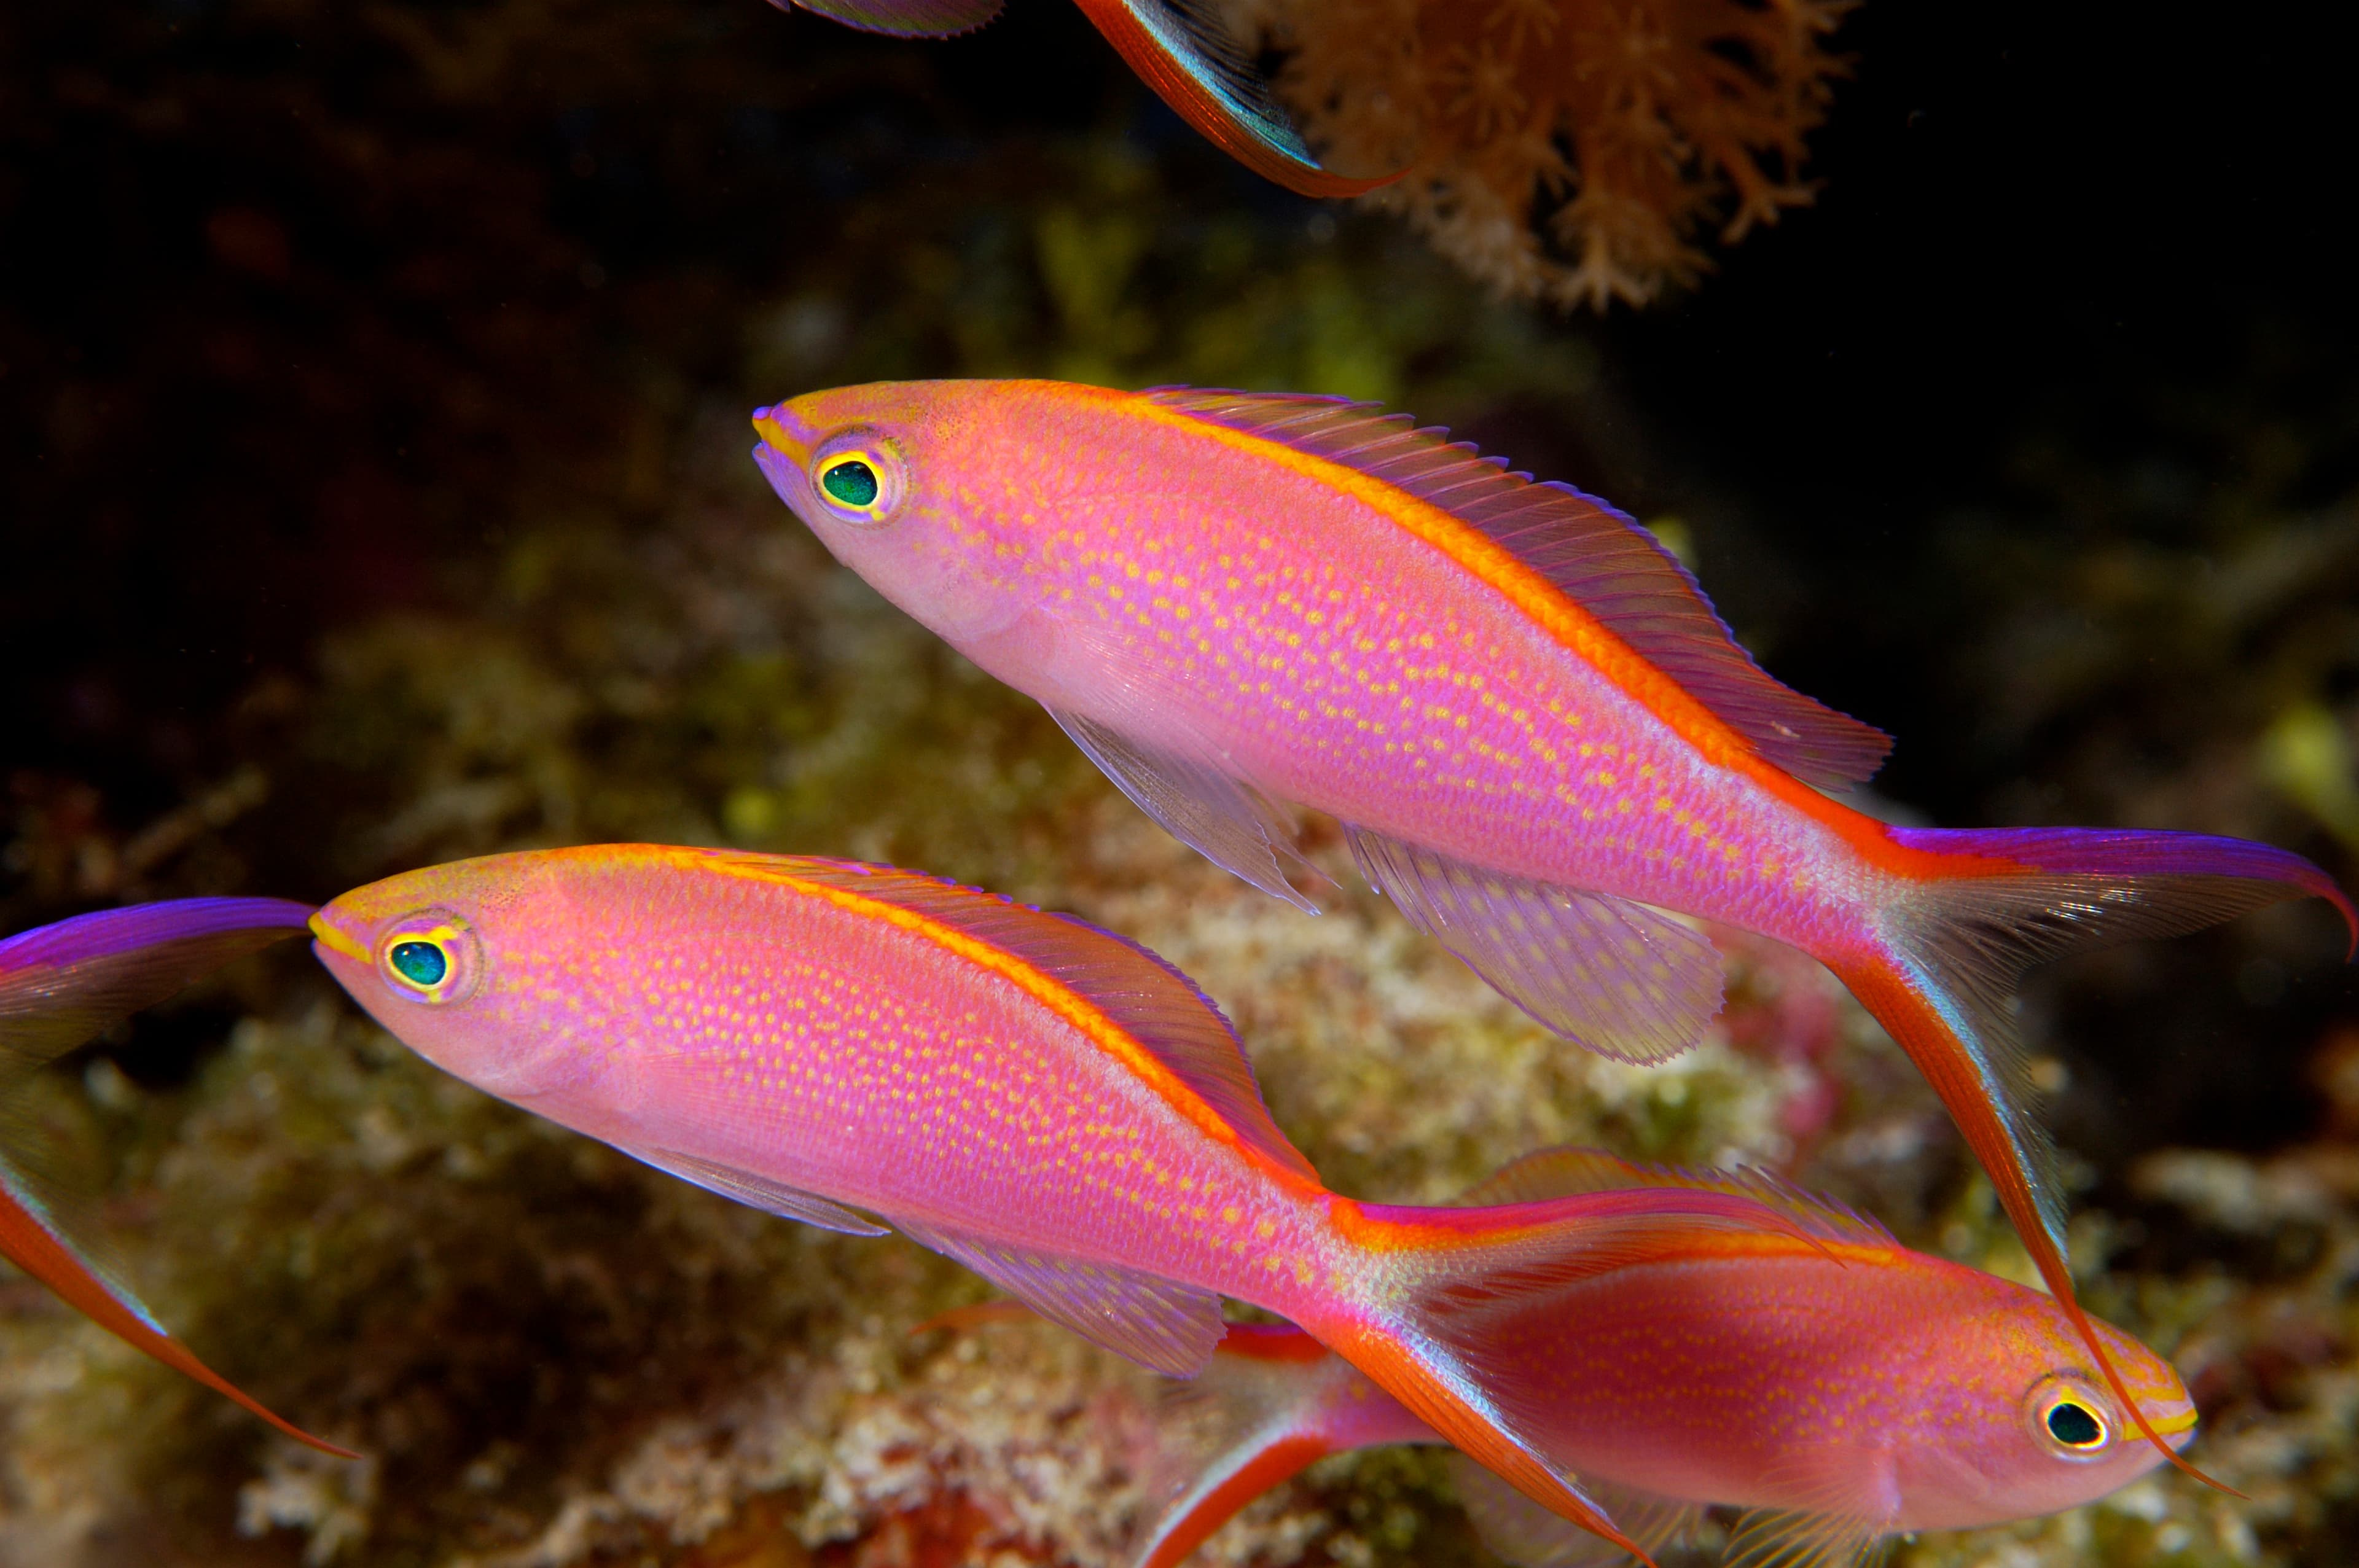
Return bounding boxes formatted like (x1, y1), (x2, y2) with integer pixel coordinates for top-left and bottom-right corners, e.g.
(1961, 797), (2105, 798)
(1229, 0), (1852, 308)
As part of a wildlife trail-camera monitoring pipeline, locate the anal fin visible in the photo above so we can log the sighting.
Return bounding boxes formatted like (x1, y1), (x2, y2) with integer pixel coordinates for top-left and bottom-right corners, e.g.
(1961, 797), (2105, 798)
(1723, 1508), (1888, 1568)
(632, 1147), (890, 1237)
(1049, 706), (1328, 912)
(898, 1220), (1226, 1378)
(1347, 827), (1723, 1063)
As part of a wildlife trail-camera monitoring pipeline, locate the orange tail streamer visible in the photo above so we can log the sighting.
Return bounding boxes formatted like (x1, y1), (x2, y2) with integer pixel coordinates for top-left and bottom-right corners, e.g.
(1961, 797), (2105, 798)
(1322, 1322), (1657, 1567)
(0, 1196), (353, 1456)
(1839, 960), (2234, 1493)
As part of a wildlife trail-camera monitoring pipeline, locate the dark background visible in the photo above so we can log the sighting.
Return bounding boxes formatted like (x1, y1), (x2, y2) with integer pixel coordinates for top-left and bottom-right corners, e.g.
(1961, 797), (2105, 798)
(5, 0), (2355, 1163)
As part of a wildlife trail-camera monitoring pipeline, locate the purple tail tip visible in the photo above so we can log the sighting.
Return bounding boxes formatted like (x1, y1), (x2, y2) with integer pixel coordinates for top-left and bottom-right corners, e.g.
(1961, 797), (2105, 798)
(1890, 825), (2358, 957)
(0, 898), (319, 973)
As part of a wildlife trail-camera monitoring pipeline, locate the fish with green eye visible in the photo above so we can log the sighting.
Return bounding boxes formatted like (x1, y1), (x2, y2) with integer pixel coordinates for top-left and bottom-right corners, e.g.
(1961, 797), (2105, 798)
(820, 456), (881, 509)
(387, 939), (450, 988)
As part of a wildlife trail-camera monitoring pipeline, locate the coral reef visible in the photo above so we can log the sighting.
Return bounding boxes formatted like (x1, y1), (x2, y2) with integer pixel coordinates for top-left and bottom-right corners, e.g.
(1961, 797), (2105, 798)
(4, 3), (2355, 1565)
(1227, 0), (1852, 308)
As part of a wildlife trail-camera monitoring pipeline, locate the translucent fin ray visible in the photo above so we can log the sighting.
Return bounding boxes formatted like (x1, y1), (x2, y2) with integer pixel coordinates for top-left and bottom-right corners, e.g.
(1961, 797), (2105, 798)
(1842, 821), (2357, 1483)
(780, 0), (1004, 39)
(0, 899), (345, 1454)
(1455, 1145), (1893, 1248)
(1050, 706), (1326, 913)
(710, 854), (1318, 1182)
(1348, 1189), (1824, 1566)
(1723, 1507), (1888, 1568)
(1144, 388), (1892, 789)
(630, 1147), (890, 1236)
(1450, 1456), (1703, 1568)
(896, 1219), (1226, 1377)
(0, 897), (317, 1074)
(1133, 1327), (1356, 1568)
(1347, 826), (1723, 1063)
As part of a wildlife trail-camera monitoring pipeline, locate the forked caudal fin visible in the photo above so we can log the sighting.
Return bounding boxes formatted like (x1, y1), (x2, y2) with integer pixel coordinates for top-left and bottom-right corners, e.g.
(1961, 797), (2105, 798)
(1131, 1322), (1428, 1568)
(1323, 1182), (1831, 1567)
(0, 898), (353, 1456)
(1132, 1317), (1711, 1568)
(1844, 822), (2355, 1484)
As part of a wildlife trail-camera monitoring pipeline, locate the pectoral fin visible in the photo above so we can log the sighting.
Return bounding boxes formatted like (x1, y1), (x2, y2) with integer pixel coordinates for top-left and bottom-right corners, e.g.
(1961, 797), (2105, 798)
(1049, 705), (1328, 912)
(630, 1147), (890, 1236)
(897, 1220), (1226, 1377)
(1347, 826), (1723, 1062)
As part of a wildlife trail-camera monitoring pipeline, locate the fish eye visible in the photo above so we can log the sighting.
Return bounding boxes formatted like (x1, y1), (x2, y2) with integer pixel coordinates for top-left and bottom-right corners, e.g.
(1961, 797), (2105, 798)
(2046, 1400), (2107, 1449)
(374, 911), (483, 1005)
(808, 432), (902, 525)
(2026, 1374), (2113, 1457)
(821, 457), (878, 507)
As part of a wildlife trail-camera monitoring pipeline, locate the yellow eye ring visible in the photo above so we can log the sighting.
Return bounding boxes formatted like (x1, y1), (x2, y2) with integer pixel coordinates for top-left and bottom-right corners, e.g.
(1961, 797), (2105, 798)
(818, 453), (881, 509)
(2039, 1391), (2110, 1453)
(374, 913), (482, 1005)
(808, 433), (902, 524)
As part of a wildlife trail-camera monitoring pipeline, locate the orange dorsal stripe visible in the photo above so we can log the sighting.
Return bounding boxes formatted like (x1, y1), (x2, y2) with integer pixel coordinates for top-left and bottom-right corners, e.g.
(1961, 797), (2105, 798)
(677, 849), (1326, 1196)
(1105, 390), (1949, 880)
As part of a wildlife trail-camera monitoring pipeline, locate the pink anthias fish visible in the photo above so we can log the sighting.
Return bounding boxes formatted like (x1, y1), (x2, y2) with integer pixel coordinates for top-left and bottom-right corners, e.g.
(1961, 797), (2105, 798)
(289, 841), (1876, 1560)
(0, 899), (351, 1454)
(749, 378), (2357, 1474)
(939, 1150), (2193, 1568)
(773, 0), (1391, 197)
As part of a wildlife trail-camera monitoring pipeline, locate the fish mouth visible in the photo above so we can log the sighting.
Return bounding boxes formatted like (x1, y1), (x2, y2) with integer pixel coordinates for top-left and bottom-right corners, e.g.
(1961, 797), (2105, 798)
(308, 910), (370, 965)
(2146, 1401), (2200, 1446)
(751, 403), (815, 465)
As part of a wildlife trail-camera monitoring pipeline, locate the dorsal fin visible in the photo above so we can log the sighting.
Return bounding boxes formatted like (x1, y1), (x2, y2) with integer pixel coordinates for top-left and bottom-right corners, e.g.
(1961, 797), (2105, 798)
(711, 852), (1319, 1184)
(1456, 1146), (1893, 1249)
(1142, 388), (1893, 792)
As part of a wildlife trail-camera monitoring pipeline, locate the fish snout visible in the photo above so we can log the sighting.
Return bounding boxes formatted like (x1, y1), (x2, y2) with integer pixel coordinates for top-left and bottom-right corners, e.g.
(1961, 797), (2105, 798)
(2146, 1396), (2199, 1450)
(751, 404), (818, 467)
(308, 907), (371, 967)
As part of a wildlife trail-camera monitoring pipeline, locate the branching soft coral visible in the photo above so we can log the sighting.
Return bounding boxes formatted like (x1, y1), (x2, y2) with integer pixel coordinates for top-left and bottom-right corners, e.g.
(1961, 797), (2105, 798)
(1231, 0), (1852, 310)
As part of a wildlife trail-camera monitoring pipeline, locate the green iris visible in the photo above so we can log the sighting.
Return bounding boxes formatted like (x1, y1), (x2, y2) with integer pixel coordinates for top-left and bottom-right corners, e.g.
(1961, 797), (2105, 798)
(2046, 1400), (2104, 1447)
(389, 939), (450, 988)
(821, 458), (880, 508)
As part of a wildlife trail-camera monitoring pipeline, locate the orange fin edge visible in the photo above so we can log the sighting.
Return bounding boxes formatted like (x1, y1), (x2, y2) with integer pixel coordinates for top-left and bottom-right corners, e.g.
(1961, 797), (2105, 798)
(1323, 1323), (1657, 1568)
(1839, 959), (2234, 1494)
(0, 1195), (353, 1456)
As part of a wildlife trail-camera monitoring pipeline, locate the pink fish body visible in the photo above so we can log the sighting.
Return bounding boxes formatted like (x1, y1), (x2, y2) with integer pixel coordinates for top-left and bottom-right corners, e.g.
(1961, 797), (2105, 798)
(750, 378), (2354, 1467)
(1115, 1152), (2192, 1568)
(308, 843), (1887, 1559)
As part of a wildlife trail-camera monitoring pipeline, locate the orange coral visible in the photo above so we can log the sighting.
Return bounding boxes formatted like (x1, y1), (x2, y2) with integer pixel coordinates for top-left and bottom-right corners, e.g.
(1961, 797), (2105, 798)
(1230, 0), (1852, 309)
